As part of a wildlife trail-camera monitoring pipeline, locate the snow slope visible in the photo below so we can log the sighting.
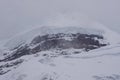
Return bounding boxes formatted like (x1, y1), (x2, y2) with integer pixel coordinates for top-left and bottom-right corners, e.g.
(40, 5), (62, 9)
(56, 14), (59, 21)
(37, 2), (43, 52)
(0, 44), (120, 80)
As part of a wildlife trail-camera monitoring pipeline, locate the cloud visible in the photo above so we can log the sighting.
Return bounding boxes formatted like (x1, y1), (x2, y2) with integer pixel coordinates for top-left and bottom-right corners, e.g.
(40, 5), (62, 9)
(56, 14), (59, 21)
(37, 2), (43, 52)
(0, 0), (120, 40)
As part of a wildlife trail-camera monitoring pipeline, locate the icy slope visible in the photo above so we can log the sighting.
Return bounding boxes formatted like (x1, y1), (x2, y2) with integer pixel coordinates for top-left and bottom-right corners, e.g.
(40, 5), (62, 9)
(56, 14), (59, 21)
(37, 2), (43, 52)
(0, 44), (120, 80)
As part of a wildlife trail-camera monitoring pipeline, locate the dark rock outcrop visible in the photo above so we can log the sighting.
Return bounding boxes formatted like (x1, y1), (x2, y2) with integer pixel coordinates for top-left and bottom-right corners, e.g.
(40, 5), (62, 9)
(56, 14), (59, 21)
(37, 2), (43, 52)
(2, 33), (107, 61)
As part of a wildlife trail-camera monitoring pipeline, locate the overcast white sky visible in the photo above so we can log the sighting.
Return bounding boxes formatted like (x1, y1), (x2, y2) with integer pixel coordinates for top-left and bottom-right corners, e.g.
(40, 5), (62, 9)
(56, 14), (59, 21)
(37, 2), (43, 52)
(0, 0), (120, 41)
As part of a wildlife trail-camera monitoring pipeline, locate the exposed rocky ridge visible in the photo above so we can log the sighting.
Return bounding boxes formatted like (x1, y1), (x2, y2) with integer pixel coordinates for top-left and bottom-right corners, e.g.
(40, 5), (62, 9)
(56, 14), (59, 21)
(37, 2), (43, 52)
(0, 59), (24, 75)
(0, 32), (108, 75)
(1, 33), (107, 62)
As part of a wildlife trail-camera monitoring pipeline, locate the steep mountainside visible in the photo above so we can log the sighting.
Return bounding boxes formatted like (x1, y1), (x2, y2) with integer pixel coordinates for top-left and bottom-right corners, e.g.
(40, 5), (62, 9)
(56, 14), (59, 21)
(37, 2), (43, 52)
(0, 26), (120, 80)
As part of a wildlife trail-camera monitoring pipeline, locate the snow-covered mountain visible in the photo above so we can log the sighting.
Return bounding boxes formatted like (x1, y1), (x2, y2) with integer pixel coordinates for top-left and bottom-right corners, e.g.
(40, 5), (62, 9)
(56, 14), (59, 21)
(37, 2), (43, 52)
(0, 25), (120, 80)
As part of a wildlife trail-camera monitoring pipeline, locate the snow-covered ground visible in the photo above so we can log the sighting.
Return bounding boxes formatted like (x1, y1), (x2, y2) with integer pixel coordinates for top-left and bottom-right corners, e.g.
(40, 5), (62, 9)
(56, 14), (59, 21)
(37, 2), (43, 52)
(0, 43), (120, 80)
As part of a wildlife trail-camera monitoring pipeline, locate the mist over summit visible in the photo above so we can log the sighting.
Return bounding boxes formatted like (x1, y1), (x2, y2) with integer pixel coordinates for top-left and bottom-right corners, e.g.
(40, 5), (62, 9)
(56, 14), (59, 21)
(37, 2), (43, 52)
(0, 11), (120, 80)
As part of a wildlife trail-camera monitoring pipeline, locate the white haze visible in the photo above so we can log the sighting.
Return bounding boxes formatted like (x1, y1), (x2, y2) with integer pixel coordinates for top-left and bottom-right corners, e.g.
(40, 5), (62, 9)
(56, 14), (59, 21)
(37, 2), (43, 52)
(0, 0), (120, 41)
